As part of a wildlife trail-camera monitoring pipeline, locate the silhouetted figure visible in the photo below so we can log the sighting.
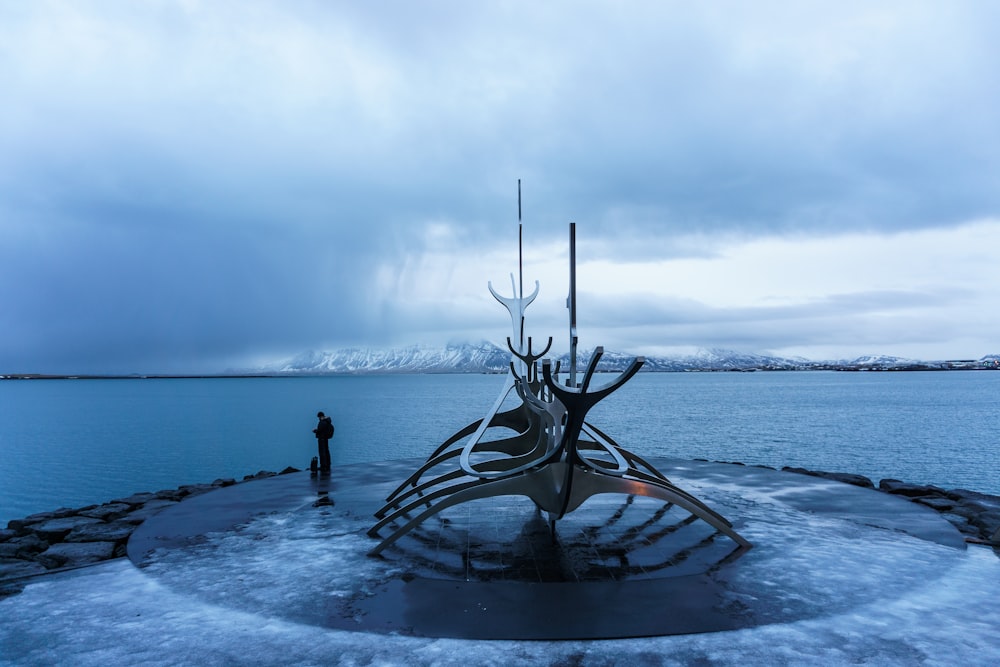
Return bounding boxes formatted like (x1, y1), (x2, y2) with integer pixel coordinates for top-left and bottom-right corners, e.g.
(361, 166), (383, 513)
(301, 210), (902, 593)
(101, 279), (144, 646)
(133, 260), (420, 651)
(313, 411), (334, 473)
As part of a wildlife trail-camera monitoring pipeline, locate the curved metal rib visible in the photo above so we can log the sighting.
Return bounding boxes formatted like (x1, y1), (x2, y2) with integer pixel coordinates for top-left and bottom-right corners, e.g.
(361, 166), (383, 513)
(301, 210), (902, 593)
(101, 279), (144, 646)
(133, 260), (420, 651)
(459, 370), (558, 479)
(559, 467), (752, 549)
(540, 349), (646, 519)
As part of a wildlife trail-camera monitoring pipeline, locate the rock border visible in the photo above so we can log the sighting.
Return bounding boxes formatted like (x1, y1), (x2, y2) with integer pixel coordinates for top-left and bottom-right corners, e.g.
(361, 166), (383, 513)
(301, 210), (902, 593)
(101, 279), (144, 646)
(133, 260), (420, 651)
(714, 461), (1000, 547)
(0, 467), (300, 592)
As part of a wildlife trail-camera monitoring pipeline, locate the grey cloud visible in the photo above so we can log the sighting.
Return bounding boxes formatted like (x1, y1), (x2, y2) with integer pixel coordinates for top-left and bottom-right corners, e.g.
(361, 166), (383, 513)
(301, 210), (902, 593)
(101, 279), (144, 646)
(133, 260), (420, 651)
(3, 2), (999, 372)
(568, 287), (974, 353)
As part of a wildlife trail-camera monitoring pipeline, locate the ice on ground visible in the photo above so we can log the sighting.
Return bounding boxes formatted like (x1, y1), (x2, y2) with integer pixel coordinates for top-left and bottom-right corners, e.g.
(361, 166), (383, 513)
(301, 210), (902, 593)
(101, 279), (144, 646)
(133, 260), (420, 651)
(1, 547), (999, 666)
(3, 469), (1000, 666)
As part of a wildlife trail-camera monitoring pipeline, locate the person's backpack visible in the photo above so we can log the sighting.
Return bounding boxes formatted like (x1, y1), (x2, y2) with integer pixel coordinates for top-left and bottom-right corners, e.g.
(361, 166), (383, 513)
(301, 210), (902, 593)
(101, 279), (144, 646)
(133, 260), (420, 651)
(321, 419), (335, 439)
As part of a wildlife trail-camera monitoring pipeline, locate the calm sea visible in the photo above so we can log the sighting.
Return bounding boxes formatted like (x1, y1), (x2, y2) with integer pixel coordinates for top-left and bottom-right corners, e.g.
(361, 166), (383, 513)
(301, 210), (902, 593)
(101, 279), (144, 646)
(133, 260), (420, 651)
(1, 371), (998, 524)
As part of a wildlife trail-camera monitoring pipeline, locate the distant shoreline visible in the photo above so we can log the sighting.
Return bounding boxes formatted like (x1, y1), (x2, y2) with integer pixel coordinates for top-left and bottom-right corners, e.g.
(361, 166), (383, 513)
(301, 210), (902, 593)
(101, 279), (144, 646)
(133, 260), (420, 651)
(4, 366), (1000, 380)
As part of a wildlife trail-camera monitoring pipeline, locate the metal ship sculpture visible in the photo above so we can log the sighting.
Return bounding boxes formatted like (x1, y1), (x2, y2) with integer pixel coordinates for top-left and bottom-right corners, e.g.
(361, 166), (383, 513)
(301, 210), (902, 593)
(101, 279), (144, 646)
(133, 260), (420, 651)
(368, 201), (750, 557)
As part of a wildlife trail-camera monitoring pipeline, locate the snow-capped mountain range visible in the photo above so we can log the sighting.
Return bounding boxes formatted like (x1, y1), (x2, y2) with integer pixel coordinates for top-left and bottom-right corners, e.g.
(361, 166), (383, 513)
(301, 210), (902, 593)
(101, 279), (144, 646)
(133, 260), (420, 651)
(250, 343), (1000, 375)
(271, 343), (513, 374)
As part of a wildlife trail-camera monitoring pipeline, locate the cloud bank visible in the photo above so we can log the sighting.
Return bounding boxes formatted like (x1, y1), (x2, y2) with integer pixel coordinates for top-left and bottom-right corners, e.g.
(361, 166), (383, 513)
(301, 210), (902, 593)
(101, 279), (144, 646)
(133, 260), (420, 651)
(2, 1), (999, 373)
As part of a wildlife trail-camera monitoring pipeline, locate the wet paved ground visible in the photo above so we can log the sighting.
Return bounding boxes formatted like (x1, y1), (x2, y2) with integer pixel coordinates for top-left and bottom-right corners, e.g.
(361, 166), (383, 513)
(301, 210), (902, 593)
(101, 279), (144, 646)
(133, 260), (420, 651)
(126, 457), (967, 639)
(376, 492), (737, 583)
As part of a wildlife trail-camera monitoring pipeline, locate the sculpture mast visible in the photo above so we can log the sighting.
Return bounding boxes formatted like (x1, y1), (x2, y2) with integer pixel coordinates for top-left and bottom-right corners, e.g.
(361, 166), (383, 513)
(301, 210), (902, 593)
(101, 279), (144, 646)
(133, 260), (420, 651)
(518, 179), (525, 352)
(568, 222), (578, 387)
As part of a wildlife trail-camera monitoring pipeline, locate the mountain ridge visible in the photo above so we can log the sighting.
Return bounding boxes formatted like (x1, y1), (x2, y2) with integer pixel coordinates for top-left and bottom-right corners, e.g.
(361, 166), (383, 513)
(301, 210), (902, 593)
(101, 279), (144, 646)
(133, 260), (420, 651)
(250, 343), (1000, 375)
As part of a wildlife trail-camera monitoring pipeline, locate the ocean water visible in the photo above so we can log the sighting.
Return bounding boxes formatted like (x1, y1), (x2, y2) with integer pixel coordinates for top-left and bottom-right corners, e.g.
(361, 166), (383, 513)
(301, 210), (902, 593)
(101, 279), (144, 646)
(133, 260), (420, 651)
(1, 371), (998, 524)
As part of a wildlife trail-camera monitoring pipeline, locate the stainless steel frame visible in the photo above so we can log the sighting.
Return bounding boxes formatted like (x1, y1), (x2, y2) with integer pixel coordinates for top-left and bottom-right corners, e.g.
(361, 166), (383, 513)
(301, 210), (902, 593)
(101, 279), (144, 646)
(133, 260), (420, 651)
(368, 223), (751, 557)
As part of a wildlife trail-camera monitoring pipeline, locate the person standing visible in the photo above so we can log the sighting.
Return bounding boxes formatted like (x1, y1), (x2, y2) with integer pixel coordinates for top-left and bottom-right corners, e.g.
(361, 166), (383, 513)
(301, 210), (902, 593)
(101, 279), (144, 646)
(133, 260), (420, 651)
(313, 411), (334, 473)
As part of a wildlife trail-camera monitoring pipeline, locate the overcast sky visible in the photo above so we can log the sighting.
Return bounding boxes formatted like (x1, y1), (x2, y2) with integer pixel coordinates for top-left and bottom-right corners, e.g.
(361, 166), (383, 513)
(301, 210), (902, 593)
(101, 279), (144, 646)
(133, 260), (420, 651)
(3, 1), (999, 374)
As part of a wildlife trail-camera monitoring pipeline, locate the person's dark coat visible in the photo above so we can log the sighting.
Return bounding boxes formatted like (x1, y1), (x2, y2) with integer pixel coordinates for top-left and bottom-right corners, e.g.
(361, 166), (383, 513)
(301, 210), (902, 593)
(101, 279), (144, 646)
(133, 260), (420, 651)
(316, 416), (334, 440)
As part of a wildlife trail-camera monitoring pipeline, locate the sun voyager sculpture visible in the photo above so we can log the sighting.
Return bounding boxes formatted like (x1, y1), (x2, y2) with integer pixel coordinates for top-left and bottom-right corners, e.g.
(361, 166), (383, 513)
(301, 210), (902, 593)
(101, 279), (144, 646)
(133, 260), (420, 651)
(368, 197), (751, 559)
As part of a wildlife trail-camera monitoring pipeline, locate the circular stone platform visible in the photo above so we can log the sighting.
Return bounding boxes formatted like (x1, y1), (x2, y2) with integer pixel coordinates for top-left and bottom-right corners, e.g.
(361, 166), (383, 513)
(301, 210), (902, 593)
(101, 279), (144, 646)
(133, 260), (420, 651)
(127, 458), (967, 640)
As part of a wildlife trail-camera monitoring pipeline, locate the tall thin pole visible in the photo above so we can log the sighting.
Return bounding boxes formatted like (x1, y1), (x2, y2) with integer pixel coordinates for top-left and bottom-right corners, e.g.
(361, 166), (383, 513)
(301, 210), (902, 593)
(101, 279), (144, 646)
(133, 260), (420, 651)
(518, 179), (524, 350)
(568, 222), (578, 388)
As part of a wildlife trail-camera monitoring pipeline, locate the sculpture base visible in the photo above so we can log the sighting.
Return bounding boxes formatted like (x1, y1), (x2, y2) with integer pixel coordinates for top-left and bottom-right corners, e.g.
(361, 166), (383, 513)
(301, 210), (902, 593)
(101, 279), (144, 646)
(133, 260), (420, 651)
(128, 458), (966, 640)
